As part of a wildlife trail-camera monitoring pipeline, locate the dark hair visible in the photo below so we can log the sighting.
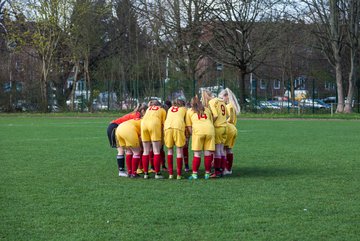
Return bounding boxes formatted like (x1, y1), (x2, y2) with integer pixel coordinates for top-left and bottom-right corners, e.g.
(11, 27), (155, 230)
(190, 96), (205, 116)
(134, 103), (147, 112)
(151, 100), (162, 106)
(172, 99), (185, 107)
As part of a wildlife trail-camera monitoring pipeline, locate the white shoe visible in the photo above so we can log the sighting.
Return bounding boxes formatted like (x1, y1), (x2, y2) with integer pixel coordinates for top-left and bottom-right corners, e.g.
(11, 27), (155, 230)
(118, 170), (128, 177)
(144, 174), (149, 179)
(223, 169), (232, 176)
(169, 175), (174, 179)
(155, 174), (164, 179)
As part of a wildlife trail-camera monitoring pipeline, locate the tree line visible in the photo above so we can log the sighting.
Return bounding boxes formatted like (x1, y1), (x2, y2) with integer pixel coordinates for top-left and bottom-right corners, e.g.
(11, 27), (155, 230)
(0, 0), (359, 113)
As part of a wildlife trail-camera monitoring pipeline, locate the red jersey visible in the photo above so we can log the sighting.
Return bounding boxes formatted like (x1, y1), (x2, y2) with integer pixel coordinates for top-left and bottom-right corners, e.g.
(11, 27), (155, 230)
(111, 112), (141, 125)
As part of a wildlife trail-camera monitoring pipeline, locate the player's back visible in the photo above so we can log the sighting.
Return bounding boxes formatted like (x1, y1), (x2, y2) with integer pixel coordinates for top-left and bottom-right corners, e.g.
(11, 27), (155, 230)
(208, 98), (227, 127)
(143, 106), (166, 124)
(186, 108), (214, 135)
(164, 106), (187, 131)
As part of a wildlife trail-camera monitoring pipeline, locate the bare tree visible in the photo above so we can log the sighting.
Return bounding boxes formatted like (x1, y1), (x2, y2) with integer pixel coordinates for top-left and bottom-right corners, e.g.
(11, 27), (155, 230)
(343, 0), (360, 113)
(206, 0), (283, 109)
(8, 0), (71, 112)
(138, 0), (216, 97)
(299, 0), (347, 113)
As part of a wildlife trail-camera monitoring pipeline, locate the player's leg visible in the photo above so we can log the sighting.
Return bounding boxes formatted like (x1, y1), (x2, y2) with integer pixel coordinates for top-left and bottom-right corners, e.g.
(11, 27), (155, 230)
(125, 149), (133, 176)
(130, 146), (142, 178)
(164, 129), (174, 178)
(142, 141), (151, 179)
(152, 141), (164, 179)
(188, 134), (203, 180)
(175, 146), (184, 179)
(167, 147), (174, 179)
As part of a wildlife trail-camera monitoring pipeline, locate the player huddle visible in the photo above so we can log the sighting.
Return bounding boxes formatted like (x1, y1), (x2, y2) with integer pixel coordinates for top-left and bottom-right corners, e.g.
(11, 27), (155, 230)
(106, 88), (240, 180)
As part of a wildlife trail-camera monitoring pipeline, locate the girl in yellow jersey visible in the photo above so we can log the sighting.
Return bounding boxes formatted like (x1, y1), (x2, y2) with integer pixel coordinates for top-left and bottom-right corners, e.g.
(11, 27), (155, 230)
(201, 90), (228, 177)
(141, 100), (167, 179)
(186, 96), (215, 180)
(115, 118), (142, 178)
(164, 98), (187, 179)
(219, 88), (240, 175)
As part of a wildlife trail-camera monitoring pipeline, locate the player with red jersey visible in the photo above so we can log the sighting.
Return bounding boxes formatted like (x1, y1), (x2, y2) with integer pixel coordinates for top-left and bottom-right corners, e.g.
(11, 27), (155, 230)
(107, 104), (147, 177)
(141, 100), (167, 179)
(185, 96), (215, 180)
(164, 98), (187, 179)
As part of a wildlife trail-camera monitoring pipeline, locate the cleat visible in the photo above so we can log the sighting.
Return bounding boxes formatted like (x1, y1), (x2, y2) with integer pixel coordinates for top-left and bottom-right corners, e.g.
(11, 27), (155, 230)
(176, 175), (183, 180)
(204, 173), (211, 180)
(130, 174), (140, 179)
(188, 174), (198, 180)
(184, 165), (190, 172)
(162, 166), (168, 172)
(143, 173), (149, 179)
(223, 169), (232, 176)
(149, 168), (156, 173)
(210, 173), (222, 178)
(169, 175), (174, 179)
(118, 170), (128, 177)
(155, 173), (164, 179)
(136, 168), (144, 174)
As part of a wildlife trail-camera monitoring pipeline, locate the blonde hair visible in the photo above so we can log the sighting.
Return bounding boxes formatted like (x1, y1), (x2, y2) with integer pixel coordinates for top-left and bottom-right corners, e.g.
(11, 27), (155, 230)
(201, 90), (213, 107)
(219, 88), (240, 114)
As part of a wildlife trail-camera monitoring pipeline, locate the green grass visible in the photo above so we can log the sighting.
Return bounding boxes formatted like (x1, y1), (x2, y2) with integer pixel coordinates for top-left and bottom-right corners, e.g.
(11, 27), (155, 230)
(1, 116), (359, 241)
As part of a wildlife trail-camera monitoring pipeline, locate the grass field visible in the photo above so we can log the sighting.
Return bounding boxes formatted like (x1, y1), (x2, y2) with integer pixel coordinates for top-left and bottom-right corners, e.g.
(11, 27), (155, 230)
(1, 115), (359, 241)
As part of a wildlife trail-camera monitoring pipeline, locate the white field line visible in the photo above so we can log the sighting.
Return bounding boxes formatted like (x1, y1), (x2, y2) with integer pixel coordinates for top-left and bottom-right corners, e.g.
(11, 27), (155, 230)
(0, 121), (105, 127)
(2, 136), (104, 143)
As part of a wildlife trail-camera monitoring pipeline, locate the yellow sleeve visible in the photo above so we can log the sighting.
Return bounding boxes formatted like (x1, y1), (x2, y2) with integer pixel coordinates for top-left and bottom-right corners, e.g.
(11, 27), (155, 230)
(209, 99), (219, 118)
(185, 110), (192, 127)
(227, 105), (235, 124)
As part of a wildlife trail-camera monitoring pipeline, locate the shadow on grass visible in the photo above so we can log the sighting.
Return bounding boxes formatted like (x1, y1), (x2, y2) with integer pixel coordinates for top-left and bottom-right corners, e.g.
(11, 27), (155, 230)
(231, 166), (309, 178)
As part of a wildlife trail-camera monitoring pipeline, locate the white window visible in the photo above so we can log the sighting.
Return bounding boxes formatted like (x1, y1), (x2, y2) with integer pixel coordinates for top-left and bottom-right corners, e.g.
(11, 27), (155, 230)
(273, 80), (280, 89)
(295, 77), (306, 89)
(260, 80), (266, 90)
(325, 81), (336, 90)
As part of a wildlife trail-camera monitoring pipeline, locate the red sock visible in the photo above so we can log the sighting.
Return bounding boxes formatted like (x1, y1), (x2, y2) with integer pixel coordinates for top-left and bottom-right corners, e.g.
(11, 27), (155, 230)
(192, 156), (201, 173)
(154, 154), (161, 173)
(126, 154), (133, 175)
(221, 156), (227, 170)
(131, 155), (140, 175)
(167, 154), (173, 175)
(138, 153), (143, 169)
(149, 150), (154, 168)
(176, 157), (183, 176)
(227, 153), (233, 171)
(183, 146), (189, 166)
(204, 155), (213, 173)
(214, 157), (221, 174)
(142, 155), (149, 173)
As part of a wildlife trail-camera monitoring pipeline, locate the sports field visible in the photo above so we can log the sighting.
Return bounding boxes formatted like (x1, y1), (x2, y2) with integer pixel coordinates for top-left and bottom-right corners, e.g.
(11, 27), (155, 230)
(1, 115), (359, 241)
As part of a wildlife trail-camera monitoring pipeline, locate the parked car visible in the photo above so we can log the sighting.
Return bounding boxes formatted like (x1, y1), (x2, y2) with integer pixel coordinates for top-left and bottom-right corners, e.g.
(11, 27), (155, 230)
(299, 99), (330, 109)
(258, 101), (281, 109)
(322, 96), (336, 104)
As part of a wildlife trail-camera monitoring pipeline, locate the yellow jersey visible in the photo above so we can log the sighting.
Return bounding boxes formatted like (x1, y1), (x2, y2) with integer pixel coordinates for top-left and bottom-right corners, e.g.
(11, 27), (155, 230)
(142, 105), (167, 125)
(185, 107), (215, 136)
(164, 106), (187, 131)
(208, 98), (228, 127)
(226, 103), (237, 126)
